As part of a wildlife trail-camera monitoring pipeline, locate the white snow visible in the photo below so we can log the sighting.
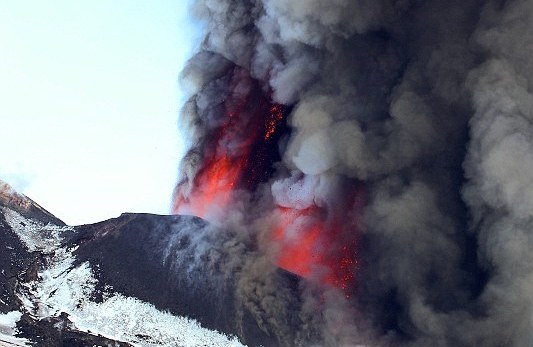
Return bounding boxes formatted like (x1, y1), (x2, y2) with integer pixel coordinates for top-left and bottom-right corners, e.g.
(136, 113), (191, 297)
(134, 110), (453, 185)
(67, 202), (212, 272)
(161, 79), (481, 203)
(74, 295), (246, 346)
(0, 312), (29, 346)
(23, 249), (246, 346)
(0, 338), (28, 347)
(8, 208), (246, 347)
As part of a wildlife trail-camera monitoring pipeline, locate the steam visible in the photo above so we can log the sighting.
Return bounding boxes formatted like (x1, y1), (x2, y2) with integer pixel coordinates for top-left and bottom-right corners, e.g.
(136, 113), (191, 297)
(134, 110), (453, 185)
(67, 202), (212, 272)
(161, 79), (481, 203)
(174, 0), (533, 345)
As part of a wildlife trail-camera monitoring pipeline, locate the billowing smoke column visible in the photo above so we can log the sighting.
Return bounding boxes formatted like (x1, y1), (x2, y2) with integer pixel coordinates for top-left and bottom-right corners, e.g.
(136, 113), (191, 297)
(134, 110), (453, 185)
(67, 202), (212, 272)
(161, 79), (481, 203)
(173, 0), (533, 346)
(173, 58), (361, 289)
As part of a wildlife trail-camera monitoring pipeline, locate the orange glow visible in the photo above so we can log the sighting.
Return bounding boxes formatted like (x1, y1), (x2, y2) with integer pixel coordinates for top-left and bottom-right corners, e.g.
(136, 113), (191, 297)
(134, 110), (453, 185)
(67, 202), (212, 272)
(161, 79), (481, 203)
(273, 206), (325, 278)
(174, 154), (244, 218)
(272, 205), (358, 291)
(173, 89), (287, 219)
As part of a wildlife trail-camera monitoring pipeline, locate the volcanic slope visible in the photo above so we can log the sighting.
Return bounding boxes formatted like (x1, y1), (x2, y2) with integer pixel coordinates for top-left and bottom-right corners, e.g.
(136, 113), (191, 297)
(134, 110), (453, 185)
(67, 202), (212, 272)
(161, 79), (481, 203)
(0, 180), (293, 346)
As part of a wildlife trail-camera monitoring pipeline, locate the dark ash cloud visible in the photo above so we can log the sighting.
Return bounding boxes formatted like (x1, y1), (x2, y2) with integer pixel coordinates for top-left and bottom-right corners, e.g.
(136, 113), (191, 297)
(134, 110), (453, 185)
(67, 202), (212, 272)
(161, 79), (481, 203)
(173, 1), (533, 345)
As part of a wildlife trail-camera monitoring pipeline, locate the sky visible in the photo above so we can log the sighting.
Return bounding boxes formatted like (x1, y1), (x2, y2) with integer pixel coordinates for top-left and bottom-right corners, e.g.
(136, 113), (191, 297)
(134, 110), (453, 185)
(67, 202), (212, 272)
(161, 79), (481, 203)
(0, 1), (200, 225)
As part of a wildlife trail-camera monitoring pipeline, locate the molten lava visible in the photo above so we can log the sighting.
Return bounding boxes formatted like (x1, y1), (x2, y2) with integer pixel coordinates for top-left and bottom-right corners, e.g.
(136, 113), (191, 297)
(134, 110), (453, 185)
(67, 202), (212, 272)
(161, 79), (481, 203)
(173, 69), (359, 291)
(173, 154), (244, 219)
(173, 69), (286, 219)
(273, 206), (326, 278)
(272, 193), (359, 291)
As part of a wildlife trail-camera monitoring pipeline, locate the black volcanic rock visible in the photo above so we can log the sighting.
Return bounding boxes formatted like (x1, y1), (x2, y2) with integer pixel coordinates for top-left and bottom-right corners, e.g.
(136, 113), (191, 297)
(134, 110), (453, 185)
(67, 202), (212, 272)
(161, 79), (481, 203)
(0, 211), (40, 313)
(67, 213), (293, 346)
(69, 214), (232, 325)
(16, 312), (133, 347)
(0, 207), (131, 345)
(0, 186), (305, 346)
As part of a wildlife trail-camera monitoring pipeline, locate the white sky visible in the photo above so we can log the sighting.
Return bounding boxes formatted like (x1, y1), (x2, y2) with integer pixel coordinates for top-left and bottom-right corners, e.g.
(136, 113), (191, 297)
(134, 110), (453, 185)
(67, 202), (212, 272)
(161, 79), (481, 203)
(0, 1), (201, 225)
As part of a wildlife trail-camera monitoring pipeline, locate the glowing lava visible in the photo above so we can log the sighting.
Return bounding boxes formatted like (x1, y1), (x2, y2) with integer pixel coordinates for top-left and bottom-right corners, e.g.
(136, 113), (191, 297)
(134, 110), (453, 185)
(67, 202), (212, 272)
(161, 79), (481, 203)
(273, 206), (326, 278)
(173, 69), (359, 291)
(173, 154), (244, 219)
(272, 196), (359, 291)
(264, 105), (284, 141)
(173, 69), (286, 219)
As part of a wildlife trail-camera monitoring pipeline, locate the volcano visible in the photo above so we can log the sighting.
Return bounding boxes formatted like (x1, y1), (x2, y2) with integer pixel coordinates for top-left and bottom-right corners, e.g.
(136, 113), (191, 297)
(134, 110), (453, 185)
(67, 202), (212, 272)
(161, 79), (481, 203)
(0, 180), (302, 346)
(4, 0), (533, 345)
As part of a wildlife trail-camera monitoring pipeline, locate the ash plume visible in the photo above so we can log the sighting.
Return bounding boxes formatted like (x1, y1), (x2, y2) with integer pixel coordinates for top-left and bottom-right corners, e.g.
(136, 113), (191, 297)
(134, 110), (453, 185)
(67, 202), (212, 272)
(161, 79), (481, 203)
(173, 0), (533, 345)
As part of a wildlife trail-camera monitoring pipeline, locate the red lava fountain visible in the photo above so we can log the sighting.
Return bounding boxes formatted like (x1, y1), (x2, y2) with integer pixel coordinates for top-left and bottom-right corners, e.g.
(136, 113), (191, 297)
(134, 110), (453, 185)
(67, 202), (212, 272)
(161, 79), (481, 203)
(173, 70), (359, 291)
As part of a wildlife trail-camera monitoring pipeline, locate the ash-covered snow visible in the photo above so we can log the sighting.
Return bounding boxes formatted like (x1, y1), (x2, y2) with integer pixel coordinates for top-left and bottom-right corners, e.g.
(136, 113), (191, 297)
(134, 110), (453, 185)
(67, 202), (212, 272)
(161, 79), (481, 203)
(2, 208), (72, 253)
(6, 208), (246, 347)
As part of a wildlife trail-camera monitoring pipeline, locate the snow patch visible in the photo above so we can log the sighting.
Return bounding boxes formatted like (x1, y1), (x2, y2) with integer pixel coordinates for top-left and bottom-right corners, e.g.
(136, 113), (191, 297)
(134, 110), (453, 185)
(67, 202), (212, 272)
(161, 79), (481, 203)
(73, 295), (245, 347)
(2, 208), (72, 253)
(0, 312), (29, 346)
(0, 312), (21, 334)
(31, 249), (94, 318)
(22, 246), (246, 346)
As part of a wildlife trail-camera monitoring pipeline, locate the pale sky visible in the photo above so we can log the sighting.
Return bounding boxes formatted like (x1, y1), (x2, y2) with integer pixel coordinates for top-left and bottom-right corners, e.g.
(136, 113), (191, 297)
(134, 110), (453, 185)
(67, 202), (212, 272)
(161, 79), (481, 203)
(0, 1), (200, 225)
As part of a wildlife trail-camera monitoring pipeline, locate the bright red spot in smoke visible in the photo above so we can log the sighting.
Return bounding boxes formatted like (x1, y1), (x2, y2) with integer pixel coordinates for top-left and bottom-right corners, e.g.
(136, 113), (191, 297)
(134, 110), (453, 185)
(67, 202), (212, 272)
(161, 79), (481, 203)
(173, 154), (244, 219)
(272, 203), (359, 292)
(273, 206), (325, 278)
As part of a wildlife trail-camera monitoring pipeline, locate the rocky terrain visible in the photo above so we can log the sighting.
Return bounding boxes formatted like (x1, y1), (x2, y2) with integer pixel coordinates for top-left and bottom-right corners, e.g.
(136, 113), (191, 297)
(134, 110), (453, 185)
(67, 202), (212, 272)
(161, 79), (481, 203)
(0, 180), (291, 346)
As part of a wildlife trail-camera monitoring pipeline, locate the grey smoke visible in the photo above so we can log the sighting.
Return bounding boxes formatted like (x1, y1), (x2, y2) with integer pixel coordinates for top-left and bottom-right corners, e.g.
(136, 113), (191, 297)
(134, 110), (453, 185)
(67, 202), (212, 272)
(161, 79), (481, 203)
(175, 0), (533, 345)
